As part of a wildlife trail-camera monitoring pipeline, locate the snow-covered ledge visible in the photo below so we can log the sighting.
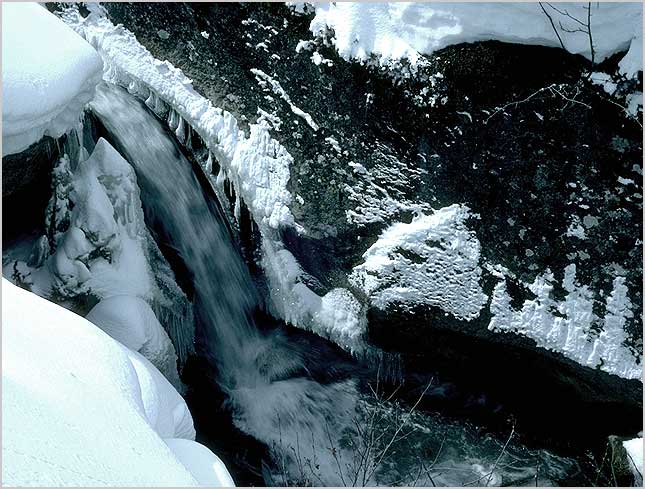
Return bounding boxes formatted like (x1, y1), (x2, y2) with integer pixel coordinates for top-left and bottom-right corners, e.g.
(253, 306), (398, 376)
(1, 3), (103, 156)
(2, 279), (234, 486)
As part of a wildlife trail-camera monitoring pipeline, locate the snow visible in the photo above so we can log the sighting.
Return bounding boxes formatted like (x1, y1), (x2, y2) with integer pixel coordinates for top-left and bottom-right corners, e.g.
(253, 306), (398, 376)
(63, 9), (296, 233)
(251, 68), (320, 131)
(261, 238), (366, 353)
(165, 439), (235, 487)
(62, 8), (366, 355)
(32, 138), (156, 301)
(2, 279), (234, 486)
(308, 3), (642, 72)
(623, 437), (643, 484)
(1, 3), (103, 156)
(489, 265), (642, 380)
(349, 204), (487, 320)
(87, 296), (181, 389)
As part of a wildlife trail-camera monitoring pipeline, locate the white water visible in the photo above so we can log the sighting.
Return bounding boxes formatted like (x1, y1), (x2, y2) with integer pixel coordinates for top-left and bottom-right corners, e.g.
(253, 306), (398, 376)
(89, 82), (578, 486)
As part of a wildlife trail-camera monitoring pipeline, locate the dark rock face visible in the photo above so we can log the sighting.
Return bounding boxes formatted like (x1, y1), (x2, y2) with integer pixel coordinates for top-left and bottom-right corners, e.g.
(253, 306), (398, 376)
(96, 2), (642, 440)
(2, 138), (59, 243)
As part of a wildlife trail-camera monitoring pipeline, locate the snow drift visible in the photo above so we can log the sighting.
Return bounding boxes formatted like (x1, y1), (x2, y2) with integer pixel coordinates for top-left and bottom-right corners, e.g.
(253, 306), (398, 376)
(1, 279), (234, 486)
(1, 3), (103, 156)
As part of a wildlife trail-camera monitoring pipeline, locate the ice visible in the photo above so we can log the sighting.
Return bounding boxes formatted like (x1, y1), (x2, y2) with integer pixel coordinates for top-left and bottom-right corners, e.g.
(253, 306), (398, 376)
(308, 3), (642, 72)
(39, 138), (155, 300)
(1, 3), (103, 156)
(623, 437), (644, 485)
(2, 279), (234, 486)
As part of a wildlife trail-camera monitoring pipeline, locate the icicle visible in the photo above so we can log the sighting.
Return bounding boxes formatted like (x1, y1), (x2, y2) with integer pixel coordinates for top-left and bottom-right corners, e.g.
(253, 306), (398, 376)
(127, 79), (138, 94)
(204, 151), (213, 174)
(185, 124), (193, 151)
(175, 117), (185, 143)
(145, 90), (155, 109)
(234, 190), (241, 221)
(168, 110), (179, 131)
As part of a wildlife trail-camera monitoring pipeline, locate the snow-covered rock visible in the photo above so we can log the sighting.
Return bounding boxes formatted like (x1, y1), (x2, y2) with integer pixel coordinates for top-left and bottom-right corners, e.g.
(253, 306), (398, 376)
(87, 295), (181, 389)
(308, 3), (642, 72)
(350, 204), (487, 320)
(1, 279), (234, 486)
(489, 265), (641, 380)
(1, 3), (103, 156)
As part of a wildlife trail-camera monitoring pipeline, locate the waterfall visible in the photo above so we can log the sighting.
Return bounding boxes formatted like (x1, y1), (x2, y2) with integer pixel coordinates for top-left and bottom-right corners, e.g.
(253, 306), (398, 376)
(89, 83), (358, 485)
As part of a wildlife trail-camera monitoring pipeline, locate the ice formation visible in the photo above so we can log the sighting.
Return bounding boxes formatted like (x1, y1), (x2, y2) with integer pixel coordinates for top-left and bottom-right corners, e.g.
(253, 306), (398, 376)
(2, 279), (233, 486)
(63, 9), (367, 353)
(307, 3), (642, 74)
(5, 135), (193, 378)
(489, 264), (642, 380)
(349, 204), (487, 320)
(1, 3), (103, 156)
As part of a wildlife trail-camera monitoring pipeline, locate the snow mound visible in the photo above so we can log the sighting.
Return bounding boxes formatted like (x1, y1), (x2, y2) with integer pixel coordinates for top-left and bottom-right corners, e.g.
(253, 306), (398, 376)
(308, 3), (642, 73)
(2, 279), (234, 486)
(87, 296), (182, 391)
(165, 438), (235, 487)
(349, 204), (487, 320)
(489, 264), (642, 380)
(1, 3), (103, 156)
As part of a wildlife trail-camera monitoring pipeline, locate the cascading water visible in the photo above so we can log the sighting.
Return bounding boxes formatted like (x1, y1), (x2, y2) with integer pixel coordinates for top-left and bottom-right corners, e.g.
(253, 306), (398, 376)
(90, 82), (358, 485)
(88, 82), (580, 486)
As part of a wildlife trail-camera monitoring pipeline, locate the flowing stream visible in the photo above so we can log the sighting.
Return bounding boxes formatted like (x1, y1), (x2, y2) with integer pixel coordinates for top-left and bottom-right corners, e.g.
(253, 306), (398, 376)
(88, 82), (580, 486)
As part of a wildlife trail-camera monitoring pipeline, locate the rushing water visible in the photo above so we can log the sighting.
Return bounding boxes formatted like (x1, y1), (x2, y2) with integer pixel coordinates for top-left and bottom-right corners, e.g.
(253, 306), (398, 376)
(88, 82), (580, 486)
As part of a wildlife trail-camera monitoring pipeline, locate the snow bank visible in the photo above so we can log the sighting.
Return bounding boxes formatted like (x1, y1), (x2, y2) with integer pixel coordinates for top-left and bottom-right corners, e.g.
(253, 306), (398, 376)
(489, 265), (642, 380)
(62, 9), (367, 354)
(349, 204), (487, 320)
(2, 279), (234, 486)
(623, 437), (643, 485)
(307, 3), (642, 73)
(1, 3), (103, 156)
(87, 296), (182, 390)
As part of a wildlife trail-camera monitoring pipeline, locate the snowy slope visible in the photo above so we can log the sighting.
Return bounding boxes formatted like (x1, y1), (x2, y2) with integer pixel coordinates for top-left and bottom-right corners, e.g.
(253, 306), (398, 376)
(1, 3), (103, 156)
(2, 279), (234, 486)
(306, 2), (642, 75)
